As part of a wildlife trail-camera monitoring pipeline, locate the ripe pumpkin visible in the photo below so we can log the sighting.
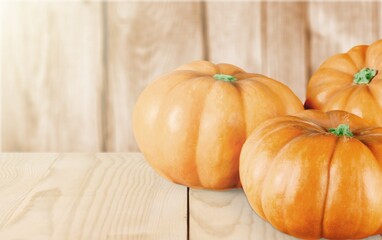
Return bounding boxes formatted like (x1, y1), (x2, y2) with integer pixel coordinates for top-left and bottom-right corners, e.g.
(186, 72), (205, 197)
(305, 39), (382, 125)
(240, 109), (382, 239)
(133, 60), (303, 189)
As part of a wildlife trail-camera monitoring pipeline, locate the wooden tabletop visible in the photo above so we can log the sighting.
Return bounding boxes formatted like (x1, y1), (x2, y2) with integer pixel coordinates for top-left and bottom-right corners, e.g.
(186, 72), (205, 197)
(0, 153), (381, 240)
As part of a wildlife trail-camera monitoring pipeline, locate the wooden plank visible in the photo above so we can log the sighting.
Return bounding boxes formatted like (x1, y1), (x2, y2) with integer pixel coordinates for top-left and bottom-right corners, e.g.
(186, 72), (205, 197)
(308, 2), (380, 74)
(189, 188), (382, 239)
(105, 2), (205, 151)
(189, 189), (297, 240)
(262, 2), (307, 101)
(1, 2), (103, 151)
(0, 3), (3, 151)
(0, 153), (187, 239)
(370, 235), (382, 240)
(205, 2), (307, 101)
(380, 1), (382, 38)
(0, 153), (59, 228)
(205, 2), (263, 72)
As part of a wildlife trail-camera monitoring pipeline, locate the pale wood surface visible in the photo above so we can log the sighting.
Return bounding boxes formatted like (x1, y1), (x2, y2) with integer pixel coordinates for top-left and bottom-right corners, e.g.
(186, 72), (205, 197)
(189, 188), (297, 240)
(0, 153), (187, 240)
(205, 2), (263, 73)
(205, 2), (307, 101)
(190, 188), (382, 240)
(262, 2), (308, 101)
(1, 2), (104, 151)
(2, 2), (382, 151)
(105, 2), (204, 151)
(380, 2), (382, 38)
(308, 2), (380, 74)
(0, 153), (380, 240)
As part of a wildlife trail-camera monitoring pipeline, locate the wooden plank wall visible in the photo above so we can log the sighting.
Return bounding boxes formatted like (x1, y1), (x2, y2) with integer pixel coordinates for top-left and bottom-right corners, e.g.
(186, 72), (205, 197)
(1, 1), (382, 152)
(2, 2), (104, 151)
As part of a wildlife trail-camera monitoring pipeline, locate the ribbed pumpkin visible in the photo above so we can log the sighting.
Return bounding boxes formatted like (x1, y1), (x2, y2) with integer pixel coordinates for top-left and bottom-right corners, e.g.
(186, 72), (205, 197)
(133, 60), (303, 189)
(305, 39), (382, 125)
(240, 109), (382, 239)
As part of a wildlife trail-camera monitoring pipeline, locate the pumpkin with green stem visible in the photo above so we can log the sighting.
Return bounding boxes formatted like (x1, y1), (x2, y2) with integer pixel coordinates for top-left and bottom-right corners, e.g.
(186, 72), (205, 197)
(305, 39), (382, 125)
(133, 60), (303, 189)
(240, 109), (382, 239)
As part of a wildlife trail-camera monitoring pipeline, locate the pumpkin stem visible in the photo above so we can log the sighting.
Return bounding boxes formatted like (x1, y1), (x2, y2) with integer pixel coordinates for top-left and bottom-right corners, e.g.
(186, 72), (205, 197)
(213, 74), (237, 82)
(353, 68), (377, 85)
(328, 124), (353, 137)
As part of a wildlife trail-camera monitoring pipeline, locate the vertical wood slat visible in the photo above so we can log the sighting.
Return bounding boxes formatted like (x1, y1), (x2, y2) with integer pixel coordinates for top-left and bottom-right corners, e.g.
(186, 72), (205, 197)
(105, 2), (205, 151)
(263, 2), (308, 101)
(380, 1), (382, 38)
(308, 2), (380, 74)
(205, 2), (307, 101)
(190, 189), (297, 240)
(0, 3), (3, 152)
(1, 2), (104, 151)
(205, 2), (263, 73)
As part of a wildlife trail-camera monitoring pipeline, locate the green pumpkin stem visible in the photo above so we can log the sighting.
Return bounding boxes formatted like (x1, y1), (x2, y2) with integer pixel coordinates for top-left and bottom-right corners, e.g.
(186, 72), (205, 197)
(213, 74), (237, 82)
(328, 124), (353, 137)
(353, 68), (377, 85)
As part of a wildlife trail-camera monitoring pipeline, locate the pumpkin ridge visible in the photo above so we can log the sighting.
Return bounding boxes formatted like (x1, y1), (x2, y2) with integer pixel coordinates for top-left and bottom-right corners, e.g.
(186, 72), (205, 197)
(170, 70), (210, 80)
(319, 67), (355, 77)
(241, 121), (305, 217)
(346, 45), (368, 70)
(308, 68), (353, 90)
(260, 132), (308, 225)
(365, 86), (382, 122)
(351, 141), (380, 237)
(235, 83), (247, 140)
(247, 79), (286, 114)
(319, 137), (339, 237)
(354, 135), (382, 170)
(241, 119), (312, 192)
(342, 86), (365, 113)
(345, 52), (364, 72)
(318, 53), (359, 75)
(365, 40), (382, 69)
(216, 63), (245, 76)
(138, 74), (197, 176)
(290, 115), (328, 133)
(324, 85), (357, 111)
(157, 76), (211, 184)
(194, 80), (217, 187)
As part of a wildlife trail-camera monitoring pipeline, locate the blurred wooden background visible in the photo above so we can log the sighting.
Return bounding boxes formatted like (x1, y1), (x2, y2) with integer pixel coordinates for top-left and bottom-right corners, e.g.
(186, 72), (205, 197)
(1, 1), (382, 152)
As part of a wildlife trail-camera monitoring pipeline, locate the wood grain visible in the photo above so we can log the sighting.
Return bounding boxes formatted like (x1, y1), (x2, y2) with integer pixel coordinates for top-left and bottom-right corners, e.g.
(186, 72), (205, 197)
(105, 2), (205, 151)
(1, 2), (104, 151)
(380, 1), (382, 38)
(262, 2), (308, 101)
(189, 188), (297, 240)
(189, 188), (382, 240)
(205, 2), (307, 101)
(0, 3), (2, 152)
(0, 153), (59, 228)
(0, 153), (187, 240)
(1, 2), (382, 152)
(308, 2), (380, 74)
(205, 2), (263, 72)
(0, 153), (381, 239)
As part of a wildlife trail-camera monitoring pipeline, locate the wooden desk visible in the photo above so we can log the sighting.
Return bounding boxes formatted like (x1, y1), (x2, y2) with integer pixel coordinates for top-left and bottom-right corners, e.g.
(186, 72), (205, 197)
(0, 153), (381, 240)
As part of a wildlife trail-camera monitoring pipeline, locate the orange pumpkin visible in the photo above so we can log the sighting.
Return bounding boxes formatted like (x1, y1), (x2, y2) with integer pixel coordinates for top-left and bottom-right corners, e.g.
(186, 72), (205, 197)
(133, 60), (303, 189)
(305, 39), (382, 125)
(240, 109), (382, 239)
